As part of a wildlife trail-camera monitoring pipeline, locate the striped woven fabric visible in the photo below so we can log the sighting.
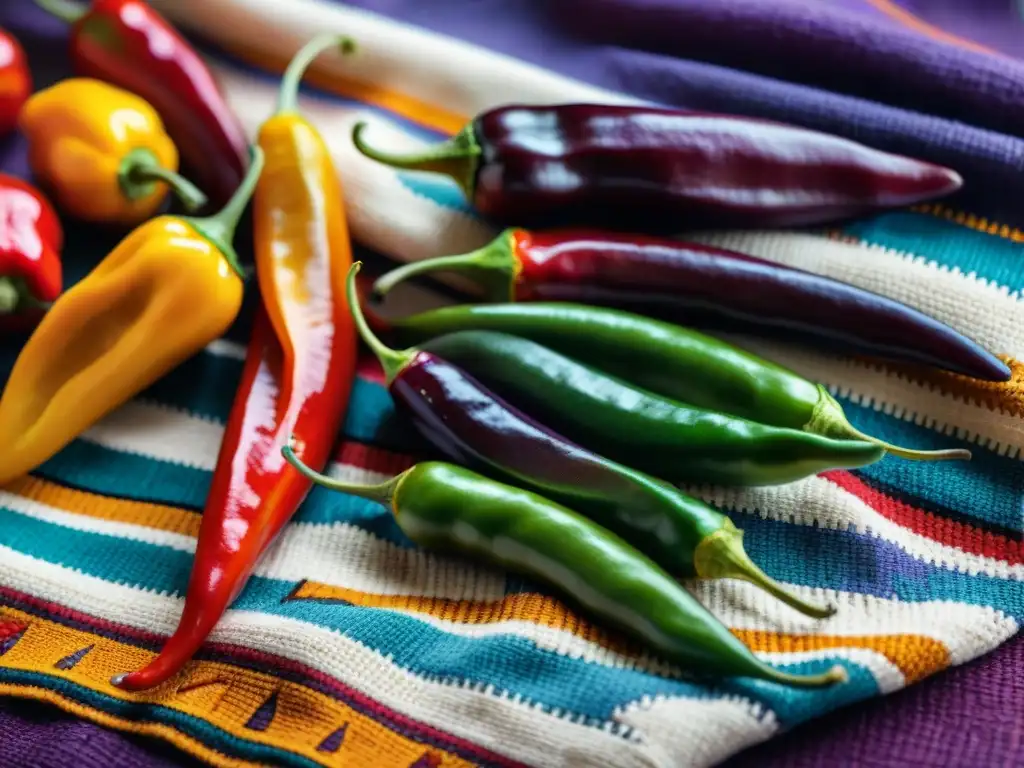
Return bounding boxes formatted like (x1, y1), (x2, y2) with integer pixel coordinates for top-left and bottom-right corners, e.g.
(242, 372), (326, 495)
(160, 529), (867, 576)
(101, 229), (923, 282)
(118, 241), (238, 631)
(0, 1), (1022, 766)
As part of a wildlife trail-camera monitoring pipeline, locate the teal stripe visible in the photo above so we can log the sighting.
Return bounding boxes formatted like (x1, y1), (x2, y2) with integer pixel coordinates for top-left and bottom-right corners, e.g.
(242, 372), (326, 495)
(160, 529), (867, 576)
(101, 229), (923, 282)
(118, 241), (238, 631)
(396, 173), (476, 215)
(34, 440), (411, 546)
(0, 670), (324, 768)
(837, 398), (1024, 531)
(841, 211), (1024, 294)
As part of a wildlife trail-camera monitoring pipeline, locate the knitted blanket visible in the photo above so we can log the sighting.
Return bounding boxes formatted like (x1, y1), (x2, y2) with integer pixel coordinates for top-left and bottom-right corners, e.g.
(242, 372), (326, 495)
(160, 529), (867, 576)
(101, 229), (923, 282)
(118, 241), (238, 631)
(0, 1), (1022, 767)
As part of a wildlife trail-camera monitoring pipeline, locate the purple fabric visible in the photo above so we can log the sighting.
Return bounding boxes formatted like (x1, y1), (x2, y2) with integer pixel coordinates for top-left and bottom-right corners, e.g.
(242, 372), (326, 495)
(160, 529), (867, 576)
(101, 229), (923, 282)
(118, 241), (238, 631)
(1, 0), (1023, 766)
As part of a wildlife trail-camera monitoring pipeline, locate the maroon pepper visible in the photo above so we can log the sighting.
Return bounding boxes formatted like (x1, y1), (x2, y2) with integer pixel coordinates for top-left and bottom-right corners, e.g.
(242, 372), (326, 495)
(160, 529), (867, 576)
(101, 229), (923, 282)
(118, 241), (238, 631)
(372, 227), (1010, 382)
(35, 0), (249, 209)
(352, 104), (963, 232)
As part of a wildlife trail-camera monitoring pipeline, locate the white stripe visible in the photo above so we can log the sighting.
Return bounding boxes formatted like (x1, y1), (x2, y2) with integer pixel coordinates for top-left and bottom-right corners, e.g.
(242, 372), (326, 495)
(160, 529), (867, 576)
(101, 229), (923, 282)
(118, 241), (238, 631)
(690, 579), (1018, 667)
(0, 491), (195, 553)
(691, 473), (1024, 580)
(150, 0), (641, 119)
(615, 695), (777, 768)
(75, 398), (1024, 580)
(689, 230), (1024, 359)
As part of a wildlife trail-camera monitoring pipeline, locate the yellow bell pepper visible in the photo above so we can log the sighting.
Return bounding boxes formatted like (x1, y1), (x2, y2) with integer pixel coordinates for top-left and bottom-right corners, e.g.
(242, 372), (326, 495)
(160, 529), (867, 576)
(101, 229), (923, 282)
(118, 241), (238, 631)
(18, 78), (207, 225)
(0, 147), (264, 485)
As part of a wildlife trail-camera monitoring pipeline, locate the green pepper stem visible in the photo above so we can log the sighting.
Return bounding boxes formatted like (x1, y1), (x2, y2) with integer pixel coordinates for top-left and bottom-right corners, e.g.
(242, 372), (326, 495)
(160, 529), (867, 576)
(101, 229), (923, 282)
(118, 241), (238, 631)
(282, 442), (404, 508)
(351, 121), (481, 200)
(275, 34), (356, 116)
(372, 230), (518, 302)
(181, 145), (265, 279)
(119, 148), (208, 212)
(347, 262), (417, 384)
(693, 522), (836, 620)
(806, 386), (972, 462)
(762, 664), (848, 689)
(0, 278), (20, 314)
(33, 0), (86, 24)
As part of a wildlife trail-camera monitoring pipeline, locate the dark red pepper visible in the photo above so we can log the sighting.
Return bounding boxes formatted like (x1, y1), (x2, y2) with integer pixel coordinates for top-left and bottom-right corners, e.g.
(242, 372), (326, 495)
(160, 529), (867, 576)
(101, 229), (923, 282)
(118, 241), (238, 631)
(372, 227), (1010, 382)
(0, 28), (30, 138)
(0, 174), (63, 333)
(35, 0), (249, 208)
(352, 104), (963, 232)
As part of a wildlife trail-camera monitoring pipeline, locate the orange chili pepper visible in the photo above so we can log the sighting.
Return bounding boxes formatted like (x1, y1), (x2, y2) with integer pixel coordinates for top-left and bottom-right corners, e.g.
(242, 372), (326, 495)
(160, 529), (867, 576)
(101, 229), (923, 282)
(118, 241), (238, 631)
(115, 34), (359, 691)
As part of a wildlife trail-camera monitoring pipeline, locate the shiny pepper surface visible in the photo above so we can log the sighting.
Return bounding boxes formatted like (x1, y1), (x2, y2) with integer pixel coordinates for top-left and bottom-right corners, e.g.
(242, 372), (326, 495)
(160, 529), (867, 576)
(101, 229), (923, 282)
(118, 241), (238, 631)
(0, 28), (30, 137)
(19, 78), (207, 225)
(0, 147), (264, 485)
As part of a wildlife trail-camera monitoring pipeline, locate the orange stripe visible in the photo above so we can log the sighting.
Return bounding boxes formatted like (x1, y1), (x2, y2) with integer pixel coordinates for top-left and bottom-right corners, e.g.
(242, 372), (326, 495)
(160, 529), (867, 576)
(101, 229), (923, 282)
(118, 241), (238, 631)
(220, 43), (468, 136)
(291, 582), (947, 681)
(865, 0), (997, 56)
(0, 606), (473, 768)
(1, 476), (201, 538)
(912, 204), (1024, 244)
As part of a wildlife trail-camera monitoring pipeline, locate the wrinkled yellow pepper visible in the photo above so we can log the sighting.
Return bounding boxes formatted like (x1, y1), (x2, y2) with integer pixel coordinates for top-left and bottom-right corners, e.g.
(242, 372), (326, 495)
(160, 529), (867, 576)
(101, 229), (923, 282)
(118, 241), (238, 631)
(0, 147), (264, 485)
(19, 78), (207, 225)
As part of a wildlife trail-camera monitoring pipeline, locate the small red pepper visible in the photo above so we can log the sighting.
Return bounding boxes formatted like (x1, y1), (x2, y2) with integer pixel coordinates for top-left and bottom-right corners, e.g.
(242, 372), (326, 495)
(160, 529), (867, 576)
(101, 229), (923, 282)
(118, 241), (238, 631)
(0, 28), (31, 138)
(35, 0), (249, 209)
(0, 173), (63, 333)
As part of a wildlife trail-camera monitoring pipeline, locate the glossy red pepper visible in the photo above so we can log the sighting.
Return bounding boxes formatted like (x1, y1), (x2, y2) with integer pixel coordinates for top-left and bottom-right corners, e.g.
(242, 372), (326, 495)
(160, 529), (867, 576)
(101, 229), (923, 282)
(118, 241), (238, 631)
(0, 28), (30, 138)
(114, 36), (358, 692)
(353, 104), (963, 232)
(35, 0), (249, 209)
(373, 227), (1010, 382)
(0, 174), (62, 333)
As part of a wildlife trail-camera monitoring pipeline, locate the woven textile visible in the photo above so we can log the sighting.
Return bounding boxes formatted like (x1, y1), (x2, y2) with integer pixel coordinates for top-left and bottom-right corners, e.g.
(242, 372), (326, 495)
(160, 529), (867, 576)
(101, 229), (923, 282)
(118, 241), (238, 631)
(0, 1), (1022, 766)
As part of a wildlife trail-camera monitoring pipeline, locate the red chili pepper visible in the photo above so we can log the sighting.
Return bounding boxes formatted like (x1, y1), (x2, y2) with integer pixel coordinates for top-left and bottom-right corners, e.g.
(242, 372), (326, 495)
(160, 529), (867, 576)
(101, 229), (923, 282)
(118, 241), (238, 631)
(35, 0), (249, 209)
(113, 35), (358, 692)
(0, 28), (31, 138)
(353, 104), (963, 232)
(0, 173), (63, 333)
(373, 227), (1010, 382)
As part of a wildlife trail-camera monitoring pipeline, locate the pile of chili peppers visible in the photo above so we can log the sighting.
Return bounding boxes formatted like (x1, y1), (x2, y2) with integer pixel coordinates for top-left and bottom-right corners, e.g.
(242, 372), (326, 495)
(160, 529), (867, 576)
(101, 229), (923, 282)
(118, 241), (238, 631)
(0, 6), (1000, 695)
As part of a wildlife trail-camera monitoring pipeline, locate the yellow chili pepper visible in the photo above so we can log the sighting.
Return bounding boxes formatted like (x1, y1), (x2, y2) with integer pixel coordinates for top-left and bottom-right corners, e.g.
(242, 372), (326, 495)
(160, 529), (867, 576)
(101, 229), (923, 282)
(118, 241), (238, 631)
(0, 146), (264, 485)
(18, 77), (207, 225)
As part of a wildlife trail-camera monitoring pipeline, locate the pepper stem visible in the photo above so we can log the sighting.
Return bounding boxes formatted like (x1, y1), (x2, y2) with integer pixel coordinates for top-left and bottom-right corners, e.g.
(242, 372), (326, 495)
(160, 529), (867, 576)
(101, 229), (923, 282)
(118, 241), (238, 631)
(763, 664), (849, 689)
(693, 521), (836, 620)
(33, 0), (85, 24)
(0, 278), (20, 314)
(351, 121), (481, 200)
(118, 148), (208, 212)
(347, 262), (417, 384)
(373, 229), (518, 302)
(276, 34), (356, 115)
(282, 442), (405, 508)
(806, 386), (972, 462)
(181, 145), (265, 279)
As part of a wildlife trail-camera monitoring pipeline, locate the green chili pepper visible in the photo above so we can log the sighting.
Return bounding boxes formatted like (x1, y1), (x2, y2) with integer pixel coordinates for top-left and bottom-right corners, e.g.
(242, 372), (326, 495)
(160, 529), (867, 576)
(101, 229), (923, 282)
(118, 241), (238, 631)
(418, 330), (887, 486)
(378, 302), (971, 462)
(283, 446), (848, 689)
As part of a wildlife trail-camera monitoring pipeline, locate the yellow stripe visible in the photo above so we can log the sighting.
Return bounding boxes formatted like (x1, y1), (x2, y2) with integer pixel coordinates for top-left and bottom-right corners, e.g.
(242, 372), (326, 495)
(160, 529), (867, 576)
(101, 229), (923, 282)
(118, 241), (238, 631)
(1, 476), (201, 538)
(221, 43), (468, 136)
(291, 582), (949, 682)
(0, 607), (473, 768)
(859, 354), (1024, 418)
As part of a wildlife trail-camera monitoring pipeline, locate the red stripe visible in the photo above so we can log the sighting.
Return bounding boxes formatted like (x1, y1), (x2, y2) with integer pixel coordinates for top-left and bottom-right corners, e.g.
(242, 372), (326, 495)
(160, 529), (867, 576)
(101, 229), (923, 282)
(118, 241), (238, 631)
(0, 586), (526, 768)
(822, 471), (1022, 565)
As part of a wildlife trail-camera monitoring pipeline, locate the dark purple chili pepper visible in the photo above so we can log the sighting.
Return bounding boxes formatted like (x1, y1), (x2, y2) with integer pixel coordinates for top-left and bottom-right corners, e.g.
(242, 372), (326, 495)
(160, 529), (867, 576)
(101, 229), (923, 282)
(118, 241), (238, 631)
(346, 262), (835, 619)
(372, 227), (1010, 382)
(352, 104), (963, 232)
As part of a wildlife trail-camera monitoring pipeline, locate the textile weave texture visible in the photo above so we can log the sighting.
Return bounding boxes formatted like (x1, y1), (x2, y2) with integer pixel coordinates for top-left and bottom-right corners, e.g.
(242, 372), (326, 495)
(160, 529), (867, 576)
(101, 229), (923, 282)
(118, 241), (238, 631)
(1, 0), (1023, 766)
